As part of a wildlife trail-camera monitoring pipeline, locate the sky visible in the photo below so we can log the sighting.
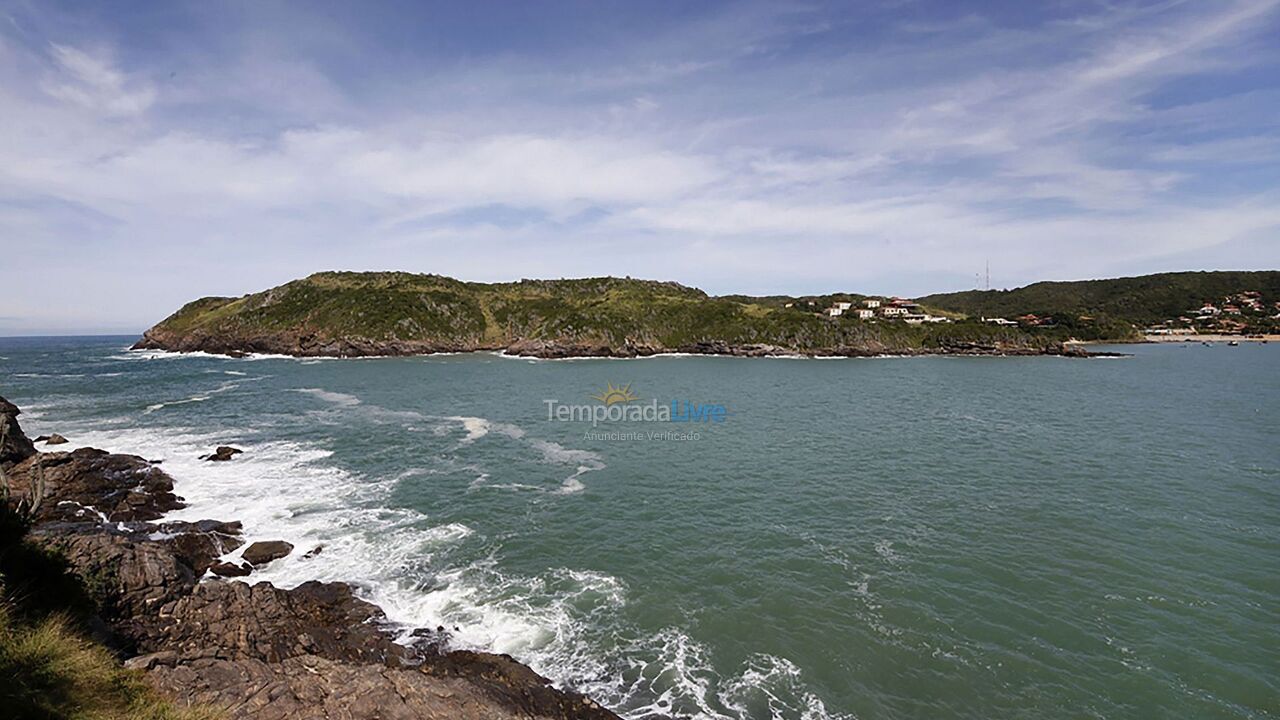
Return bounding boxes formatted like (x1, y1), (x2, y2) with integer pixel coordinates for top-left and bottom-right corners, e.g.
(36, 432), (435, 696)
(1, 0), (1279, 334)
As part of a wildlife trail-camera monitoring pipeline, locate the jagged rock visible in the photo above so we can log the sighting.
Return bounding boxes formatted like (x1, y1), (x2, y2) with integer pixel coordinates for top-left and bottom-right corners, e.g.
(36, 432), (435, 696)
(0, 395), (37, 465)
(8, 403), (622, 719)
(202, 446), (243, 461)
(144, 580), (407, 666)
(45, 433), (69, 445)
(4, 448), (184, 523)
(31, 519), (243, 631)
(301, 545), (323, 559)
(241, 540), (293, 565)
(210, 561), (252, 578)
(145, 653), (619, 720)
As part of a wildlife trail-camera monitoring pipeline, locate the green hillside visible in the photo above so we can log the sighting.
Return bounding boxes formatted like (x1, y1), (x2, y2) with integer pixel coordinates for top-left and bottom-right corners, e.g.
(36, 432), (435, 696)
(136, 271), (1074, 357)
(918, 271), (1280, 334)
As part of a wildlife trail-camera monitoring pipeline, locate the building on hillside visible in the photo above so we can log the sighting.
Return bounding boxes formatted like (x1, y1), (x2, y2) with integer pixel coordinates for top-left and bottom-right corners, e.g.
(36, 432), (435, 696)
(880, 306), (909, 317)
(982, 317), (1018, 326)
(855, 308), (875, 319)
(862, 299), (881, 309)
(825, 307), (844, 317)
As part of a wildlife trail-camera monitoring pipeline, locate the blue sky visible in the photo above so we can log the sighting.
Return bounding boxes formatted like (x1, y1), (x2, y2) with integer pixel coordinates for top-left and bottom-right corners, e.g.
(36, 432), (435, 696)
(2, 0), (1278, 334)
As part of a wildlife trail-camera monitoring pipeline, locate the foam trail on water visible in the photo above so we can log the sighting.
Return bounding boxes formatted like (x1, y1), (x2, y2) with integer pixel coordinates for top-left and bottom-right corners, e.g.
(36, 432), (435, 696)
(27, 390), (838, 720)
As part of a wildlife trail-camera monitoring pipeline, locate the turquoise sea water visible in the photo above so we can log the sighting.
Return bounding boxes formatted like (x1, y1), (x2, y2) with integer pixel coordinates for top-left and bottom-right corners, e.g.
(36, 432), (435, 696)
(2, 337), (1276, 719)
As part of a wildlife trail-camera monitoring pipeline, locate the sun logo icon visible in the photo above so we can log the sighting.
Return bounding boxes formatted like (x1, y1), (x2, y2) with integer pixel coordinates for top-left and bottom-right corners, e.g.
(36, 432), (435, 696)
(591, 382), (639, 406)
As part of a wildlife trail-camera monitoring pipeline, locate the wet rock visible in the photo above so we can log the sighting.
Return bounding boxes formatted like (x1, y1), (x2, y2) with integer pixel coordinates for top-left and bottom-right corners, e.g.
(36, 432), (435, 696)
(4, 448), (184, 523)
(301, 545), (323, 559)
(45, 433), (69, 445)
(9, 407), (623, 719)
(210, 561), (252, 578)
(241, 540), (294, 566)
(201, 446), (243, 461)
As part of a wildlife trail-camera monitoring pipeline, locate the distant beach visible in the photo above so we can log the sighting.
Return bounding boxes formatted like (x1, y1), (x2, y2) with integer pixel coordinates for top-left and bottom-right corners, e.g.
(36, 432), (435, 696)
(1143, 333), (1279, 343)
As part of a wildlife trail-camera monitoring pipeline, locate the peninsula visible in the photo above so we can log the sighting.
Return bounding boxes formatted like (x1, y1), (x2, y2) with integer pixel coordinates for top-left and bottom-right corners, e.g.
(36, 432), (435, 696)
(133, 270), (1280, 359)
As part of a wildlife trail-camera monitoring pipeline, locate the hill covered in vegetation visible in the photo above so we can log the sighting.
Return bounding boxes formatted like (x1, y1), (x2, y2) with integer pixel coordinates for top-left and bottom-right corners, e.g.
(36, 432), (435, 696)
(134, 271), (1086, 358)
(919, 271), (1280, 335)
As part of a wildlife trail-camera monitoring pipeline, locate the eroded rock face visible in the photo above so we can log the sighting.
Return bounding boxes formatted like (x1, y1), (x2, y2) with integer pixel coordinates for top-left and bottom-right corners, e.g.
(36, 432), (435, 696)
(141, 580), (409, 665)
(144, 653), (617, 720)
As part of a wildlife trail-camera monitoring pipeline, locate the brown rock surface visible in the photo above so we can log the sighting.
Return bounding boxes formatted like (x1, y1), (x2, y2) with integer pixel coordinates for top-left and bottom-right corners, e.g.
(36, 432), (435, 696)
(4, 448), (183, 522)
(241, 540), (293, 565)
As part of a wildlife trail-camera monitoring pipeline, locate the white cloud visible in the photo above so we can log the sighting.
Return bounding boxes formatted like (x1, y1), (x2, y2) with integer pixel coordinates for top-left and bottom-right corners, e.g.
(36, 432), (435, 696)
(42, 43), (155, 116)
(0, 0), (1277, 332)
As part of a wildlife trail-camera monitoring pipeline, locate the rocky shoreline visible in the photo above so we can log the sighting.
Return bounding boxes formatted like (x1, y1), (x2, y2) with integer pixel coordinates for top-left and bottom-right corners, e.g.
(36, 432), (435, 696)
(0, 396), (619, 719)
(134, 329), (1107, 359)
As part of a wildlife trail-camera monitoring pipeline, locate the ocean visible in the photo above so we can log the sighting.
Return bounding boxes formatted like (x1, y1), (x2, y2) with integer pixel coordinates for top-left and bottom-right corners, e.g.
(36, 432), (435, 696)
(1, 336), (1276, 719)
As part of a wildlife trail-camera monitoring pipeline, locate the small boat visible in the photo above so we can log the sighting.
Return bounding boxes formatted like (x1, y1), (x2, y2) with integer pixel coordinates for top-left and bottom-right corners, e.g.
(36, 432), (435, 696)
(1228, 340), (1239, 346)
(1202, 341), (1213, 346)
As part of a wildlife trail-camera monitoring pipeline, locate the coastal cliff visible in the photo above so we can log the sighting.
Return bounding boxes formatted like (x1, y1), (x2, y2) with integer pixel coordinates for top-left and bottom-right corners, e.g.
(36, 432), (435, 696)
(0, 396), (619, 720)
(133, 271), (1094, 359)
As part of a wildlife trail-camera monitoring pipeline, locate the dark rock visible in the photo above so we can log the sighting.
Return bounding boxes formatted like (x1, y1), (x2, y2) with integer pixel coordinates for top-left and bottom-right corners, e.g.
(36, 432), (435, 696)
(146, 653), (619, 720)
(10, 423), (622, 718)
(241, 540), (294, 565)
(301, 545), (323, 559)
(0, 395), (37, 465)
(201, 446), (243, 461)
(45, 433), (69, 445)
(4, 448), (184, 523)
(143, 580), (407, 666)
(210, 561), (252, 578)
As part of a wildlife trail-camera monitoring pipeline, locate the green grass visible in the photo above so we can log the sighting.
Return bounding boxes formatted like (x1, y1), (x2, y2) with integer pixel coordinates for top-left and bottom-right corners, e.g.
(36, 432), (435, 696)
(0, 498), (222, 720)
(0, 605), (220, 720)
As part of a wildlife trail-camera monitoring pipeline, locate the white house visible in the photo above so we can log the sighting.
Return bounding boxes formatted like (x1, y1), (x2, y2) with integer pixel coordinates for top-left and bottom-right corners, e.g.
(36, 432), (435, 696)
(982, 317), (1018, 326)
(881, 306), (908, 316)
(825, 307), (844, 317)
(863, 299), (881, 309)
(835, 302), (852, 310)
(855, 308), (875, 319)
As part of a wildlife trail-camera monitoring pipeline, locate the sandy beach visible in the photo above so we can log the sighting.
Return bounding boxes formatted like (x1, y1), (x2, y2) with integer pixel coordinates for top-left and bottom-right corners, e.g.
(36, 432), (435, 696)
(1142, 334), (1279, 343)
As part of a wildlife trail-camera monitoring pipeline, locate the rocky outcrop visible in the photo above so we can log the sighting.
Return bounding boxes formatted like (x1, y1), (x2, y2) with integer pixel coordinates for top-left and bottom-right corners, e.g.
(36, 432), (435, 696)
(202, 445), (243, 461)
(0, 395), (37, 465)
(4, 448), (183, 523)
(1, 397), (620, 719)
(240, 540), (293, 565)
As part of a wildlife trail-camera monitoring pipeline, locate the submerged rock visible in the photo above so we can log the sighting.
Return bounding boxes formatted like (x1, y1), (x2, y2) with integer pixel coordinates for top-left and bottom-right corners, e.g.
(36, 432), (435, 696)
(241, 540), (294, 566)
